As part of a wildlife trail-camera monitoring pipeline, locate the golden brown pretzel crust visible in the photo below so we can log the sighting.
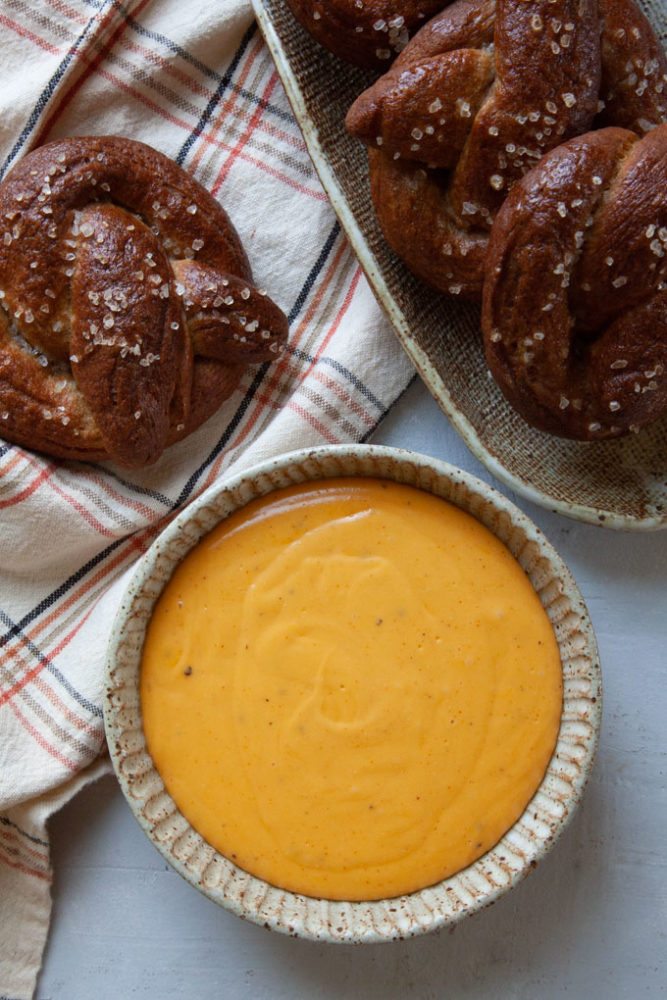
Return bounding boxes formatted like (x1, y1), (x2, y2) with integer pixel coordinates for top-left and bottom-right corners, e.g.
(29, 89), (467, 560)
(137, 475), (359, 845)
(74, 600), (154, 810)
(597, 0), (667, 133)
(482, 124), (667, 441)
(284, 0), (446, 69)
(346, 0), (667, 298)
(0, 136), (288, 467)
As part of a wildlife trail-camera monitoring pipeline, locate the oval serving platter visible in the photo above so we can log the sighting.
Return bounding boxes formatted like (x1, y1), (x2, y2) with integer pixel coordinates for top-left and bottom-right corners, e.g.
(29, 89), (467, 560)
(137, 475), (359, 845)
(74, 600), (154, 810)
(252, 0), (667, 530)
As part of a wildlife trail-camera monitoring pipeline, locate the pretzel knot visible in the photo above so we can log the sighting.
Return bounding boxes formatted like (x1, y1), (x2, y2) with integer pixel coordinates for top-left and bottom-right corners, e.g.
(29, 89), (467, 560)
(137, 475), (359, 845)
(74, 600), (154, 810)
(346, 0), (667, 298)
(482, 124), (667, 441)
(284, 0), (446, 69)
(0, 136), (289, 467)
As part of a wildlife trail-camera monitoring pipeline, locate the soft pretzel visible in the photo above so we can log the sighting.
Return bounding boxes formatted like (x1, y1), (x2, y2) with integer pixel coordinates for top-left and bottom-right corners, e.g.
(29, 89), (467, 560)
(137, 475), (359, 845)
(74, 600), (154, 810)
(283, 0), (446, 69)
(482, 124), (667, 441)
(0, 136), (288, 467)
(346, 0), (667, 298)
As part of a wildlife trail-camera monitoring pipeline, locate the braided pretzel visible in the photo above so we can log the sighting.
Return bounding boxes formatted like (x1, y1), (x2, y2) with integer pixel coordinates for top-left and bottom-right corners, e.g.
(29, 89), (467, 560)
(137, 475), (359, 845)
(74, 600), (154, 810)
(284, 0), (446, 69)
(0, 136), (288, 467)
(346, 0), (667, 298)
(482, 124), (667, 440)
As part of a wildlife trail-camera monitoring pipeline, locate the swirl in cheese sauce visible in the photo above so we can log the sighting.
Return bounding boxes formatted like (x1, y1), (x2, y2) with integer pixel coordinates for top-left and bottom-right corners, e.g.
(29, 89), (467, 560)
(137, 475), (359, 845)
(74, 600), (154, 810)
(141, 478), (562, 900)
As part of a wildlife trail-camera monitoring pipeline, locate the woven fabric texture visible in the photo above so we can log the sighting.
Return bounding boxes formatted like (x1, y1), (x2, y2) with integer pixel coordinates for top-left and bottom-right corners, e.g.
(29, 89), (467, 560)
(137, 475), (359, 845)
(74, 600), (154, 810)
(0, 3), (414, 997)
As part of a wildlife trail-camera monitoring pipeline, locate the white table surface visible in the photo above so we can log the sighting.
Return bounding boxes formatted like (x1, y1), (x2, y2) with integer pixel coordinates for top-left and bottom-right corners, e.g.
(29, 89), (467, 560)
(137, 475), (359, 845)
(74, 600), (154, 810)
(36, 377), (667, 1000)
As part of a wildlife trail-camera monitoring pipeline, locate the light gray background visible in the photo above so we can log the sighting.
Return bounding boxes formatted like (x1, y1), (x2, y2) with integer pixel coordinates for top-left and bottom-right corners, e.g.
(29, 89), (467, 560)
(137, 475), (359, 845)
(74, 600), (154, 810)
(36, 378), (667, 999)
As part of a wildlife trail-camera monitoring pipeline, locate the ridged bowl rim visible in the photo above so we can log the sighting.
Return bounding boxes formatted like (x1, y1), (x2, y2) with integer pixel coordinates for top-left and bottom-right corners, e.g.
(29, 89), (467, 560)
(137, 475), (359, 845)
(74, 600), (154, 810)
(104, 444), (602, 943)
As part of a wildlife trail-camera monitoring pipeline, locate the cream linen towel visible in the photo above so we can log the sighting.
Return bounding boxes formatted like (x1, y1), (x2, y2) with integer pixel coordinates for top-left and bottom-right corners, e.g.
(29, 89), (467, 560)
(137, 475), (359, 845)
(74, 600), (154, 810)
(0, 3), (415, 997)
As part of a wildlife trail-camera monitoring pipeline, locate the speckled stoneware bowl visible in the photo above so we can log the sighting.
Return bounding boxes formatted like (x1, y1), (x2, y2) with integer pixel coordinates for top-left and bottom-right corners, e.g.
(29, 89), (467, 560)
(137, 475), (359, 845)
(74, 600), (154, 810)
(252, 0), (667, 530)
(105, 444), (601, 943)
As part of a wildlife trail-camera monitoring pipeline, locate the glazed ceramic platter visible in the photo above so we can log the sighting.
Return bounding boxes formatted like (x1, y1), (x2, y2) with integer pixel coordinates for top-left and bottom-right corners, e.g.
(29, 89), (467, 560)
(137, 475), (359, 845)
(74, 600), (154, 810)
(252, 0), (667, 530)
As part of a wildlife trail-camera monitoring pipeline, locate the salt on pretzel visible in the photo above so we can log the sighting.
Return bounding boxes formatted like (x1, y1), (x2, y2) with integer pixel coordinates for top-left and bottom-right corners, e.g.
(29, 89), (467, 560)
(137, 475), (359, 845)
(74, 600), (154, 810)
(0, 136), (288, 467)
(284, 0), (446, 69)
(346, 0), (667, 298)
(482, 124), (667, 440)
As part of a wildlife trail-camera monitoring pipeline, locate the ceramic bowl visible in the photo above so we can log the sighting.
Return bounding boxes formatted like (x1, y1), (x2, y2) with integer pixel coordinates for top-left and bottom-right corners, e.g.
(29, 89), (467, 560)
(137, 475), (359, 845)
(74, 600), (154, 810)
(104, 444), (601, 942)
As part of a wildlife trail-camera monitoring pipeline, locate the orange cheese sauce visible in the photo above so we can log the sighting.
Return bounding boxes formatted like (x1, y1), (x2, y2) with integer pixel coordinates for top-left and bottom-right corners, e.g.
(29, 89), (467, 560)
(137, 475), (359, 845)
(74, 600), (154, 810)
(141, 478), (562, 901)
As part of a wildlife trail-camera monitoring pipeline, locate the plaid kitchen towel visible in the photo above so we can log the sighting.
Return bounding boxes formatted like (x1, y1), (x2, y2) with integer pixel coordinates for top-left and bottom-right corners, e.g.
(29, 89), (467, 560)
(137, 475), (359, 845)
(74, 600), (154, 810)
(0, 2), (415, 996)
